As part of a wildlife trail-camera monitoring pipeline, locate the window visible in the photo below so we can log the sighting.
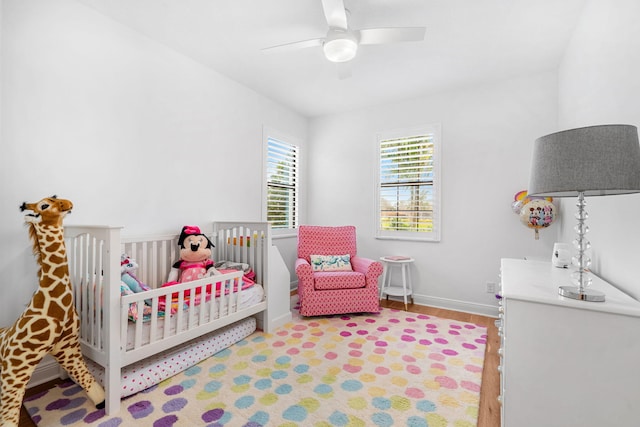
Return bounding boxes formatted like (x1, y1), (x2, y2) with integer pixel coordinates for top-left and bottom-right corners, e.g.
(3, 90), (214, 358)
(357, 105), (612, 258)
(376, 124), (441, 241)
(265, 134), (299, 230)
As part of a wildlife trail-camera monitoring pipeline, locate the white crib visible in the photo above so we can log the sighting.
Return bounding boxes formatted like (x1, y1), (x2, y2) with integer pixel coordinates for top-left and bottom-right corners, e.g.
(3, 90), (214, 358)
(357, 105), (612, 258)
(63, 221), (290, 415)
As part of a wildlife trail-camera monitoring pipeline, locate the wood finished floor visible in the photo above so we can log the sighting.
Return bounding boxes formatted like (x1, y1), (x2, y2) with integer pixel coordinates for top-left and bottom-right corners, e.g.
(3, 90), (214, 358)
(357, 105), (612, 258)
(20, 300), (500, 427)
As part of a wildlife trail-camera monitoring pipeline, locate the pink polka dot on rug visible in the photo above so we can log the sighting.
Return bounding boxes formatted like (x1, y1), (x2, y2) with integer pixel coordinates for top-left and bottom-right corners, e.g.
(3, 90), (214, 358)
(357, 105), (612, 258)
(405, 387), (425, 399)
(461, 380), (481, 392)
(375, 366), (390, 375)
(406, 365), (422, 375)
(436, 376), (458, 389)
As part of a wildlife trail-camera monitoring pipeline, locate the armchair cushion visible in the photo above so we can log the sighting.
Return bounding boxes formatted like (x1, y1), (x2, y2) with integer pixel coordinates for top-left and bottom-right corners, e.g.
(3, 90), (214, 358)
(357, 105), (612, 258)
(313, 271), (365, 290)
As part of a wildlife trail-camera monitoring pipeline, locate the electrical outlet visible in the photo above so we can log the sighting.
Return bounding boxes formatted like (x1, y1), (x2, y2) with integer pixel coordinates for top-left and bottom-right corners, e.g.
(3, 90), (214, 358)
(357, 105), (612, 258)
(486, 282), (497, 293)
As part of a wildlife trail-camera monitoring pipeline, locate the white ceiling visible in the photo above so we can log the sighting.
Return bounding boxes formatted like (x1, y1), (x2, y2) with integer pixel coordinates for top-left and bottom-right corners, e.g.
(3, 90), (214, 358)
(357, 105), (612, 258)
(77, 0), (587, 118)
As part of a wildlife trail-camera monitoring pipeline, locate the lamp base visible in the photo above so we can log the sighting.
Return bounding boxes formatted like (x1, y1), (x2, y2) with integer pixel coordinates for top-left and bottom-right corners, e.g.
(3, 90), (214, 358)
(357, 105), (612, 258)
(558, 285), (605, 302)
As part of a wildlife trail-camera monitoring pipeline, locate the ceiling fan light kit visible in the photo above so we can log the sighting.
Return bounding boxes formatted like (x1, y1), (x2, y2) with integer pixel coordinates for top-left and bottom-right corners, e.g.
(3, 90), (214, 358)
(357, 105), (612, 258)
(323, 30), (358, 62)
(262, 0), (426, 72)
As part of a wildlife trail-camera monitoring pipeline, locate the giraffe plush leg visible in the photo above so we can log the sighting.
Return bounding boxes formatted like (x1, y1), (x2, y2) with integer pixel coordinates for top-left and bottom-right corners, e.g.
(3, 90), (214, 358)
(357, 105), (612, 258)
(0, 349), (49, 427)
(51, 332), (105, 409)
(1, 316), (57, 427)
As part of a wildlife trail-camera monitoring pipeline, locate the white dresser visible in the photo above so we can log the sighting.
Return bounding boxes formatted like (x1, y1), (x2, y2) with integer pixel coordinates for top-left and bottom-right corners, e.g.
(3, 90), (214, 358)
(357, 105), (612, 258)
(498, 258), (640, 427)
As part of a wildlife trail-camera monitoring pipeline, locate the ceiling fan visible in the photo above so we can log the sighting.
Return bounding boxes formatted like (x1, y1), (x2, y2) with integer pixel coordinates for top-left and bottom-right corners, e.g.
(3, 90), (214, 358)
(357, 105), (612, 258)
(262, 0), (426, 70)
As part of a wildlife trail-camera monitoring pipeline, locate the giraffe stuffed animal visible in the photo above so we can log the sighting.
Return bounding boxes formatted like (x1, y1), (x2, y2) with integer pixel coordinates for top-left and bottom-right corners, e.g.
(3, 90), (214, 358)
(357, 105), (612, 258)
(0, 196), (105, 427)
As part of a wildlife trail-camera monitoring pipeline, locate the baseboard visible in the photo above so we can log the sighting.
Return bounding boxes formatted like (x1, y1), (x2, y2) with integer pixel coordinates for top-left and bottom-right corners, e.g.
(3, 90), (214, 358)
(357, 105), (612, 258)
(270, 310), (293, 331)
(412, 294), (499, 318)
(27, 356), (63, 389)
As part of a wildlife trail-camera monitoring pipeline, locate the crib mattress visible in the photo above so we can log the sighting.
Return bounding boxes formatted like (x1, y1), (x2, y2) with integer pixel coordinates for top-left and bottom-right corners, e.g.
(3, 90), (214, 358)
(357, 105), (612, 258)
(85, 316), (257, 399)
(125, 283), (264, 350)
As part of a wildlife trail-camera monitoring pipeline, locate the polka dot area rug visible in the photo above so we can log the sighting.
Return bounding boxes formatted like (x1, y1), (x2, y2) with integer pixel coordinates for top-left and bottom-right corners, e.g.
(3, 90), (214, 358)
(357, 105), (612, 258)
(25, 308), (487, 427)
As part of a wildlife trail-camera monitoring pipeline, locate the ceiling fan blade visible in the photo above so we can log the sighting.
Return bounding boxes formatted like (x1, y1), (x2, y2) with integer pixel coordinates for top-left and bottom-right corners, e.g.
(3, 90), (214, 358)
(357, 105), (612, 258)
(357, 27), (426, 45)
(261, 38), (324, 54)
(321, 0), (348, 30)
(336, 61), (352, 80)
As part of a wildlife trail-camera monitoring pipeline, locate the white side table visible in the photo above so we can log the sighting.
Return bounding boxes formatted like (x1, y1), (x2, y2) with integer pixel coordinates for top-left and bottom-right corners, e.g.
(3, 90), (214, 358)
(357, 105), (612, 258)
(379, 256), (414, 310)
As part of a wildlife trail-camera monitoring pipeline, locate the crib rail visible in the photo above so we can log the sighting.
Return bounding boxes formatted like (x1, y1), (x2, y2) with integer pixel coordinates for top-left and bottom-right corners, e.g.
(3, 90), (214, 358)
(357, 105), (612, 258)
(213, 221), (271, 286)
(65, 225), (121, 356)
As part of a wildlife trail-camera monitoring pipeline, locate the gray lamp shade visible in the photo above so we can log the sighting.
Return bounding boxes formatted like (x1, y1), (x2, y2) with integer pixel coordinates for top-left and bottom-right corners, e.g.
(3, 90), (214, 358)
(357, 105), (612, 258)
(528, 124), (640, 197)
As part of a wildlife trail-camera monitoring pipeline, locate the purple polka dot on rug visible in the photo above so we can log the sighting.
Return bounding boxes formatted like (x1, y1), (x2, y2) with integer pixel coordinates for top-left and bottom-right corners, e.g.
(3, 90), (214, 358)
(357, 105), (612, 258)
(164, 385), (183, 395)
(127, 400), (154, 419)
(401, 335), (415, 342)
(96, 417), (123, 427)
(375, 340), (388, 347)
(152, 414), (178, 427)
(162, 398), (188, 412)
(60, 408), (87, 425)
(462, 343), (477, 349)
(83, 408), (106, 423)
(443, 349), (458, 356)
(61, 385), (83, 396)
(435, 338), (448, 344)
(45, 398), (72, 411)
(377, 326), (389, 332)
(365, 318), (376, 323)
(340, 331), (352, 337)
(419, 339), (432, 345)
(202, 408), (225, 423)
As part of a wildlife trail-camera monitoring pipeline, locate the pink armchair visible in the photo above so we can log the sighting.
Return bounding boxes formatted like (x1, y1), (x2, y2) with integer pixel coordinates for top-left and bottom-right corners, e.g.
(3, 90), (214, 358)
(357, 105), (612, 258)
(295, 225), (383, 316)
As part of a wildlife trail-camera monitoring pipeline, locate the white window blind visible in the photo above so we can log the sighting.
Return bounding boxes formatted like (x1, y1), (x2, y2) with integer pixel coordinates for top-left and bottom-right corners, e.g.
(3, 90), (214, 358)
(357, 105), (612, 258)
(266, 137), (299, 229)
(377, 124), (441, 241)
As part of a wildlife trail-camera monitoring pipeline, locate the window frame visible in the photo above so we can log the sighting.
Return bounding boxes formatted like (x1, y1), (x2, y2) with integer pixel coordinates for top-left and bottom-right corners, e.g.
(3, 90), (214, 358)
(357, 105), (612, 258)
(263, 127), (301, 236)
(375, 123), (442, 242)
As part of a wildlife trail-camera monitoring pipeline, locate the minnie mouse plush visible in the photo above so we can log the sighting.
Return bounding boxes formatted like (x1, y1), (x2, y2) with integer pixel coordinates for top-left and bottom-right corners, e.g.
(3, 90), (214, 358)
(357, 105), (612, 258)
(166, 225), (220, 283)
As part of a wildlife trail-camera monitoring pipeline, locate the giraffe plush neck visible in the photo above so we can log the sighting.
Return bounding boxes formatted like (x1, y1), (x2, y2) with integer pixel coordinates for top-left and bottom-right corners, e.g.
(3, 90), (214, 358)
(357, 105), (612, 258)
(0, 196), (104, 427)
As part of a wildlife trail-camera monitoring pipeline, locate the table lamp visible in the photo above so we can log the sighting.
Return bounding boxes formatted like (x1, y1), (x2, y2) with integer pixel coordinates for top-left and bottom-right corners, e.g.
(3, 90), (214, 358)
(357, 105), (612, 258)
(528, 124), (640, 302)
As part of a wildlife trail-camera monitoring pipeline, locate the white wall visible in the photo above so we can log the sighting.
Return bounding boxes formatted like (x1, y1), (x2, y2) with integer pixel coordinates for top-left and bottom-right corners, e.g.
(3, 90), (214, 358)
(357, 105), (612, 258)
(0, 0), (307, 327)
(558, 0), (640, 299)
(307, 72), (559, 315)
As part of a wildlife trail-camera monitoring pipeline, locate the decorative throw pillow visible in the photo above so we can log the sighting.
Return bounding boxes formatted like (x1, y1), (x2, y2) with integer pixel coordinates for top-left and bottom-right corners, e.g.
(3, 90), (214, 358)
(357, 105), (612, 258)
(310, 254), (353, 272)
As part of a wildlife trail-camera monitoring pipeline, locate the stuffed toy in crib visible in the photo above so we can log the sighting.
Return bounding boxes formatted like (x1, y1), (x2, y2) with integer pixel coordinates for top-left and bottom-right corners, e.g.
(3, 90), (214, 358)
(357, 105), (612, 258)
(121, 255), (151, 293)
(166, 225), (220, 284)
(121, 254), (152, 320)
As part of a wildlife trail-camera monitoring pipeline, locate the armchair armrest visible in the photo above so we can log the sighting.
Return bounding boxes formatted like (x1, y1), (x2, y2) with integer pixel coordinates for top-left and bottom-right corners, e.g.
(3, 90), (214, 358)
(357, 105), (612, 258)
(295, 258), (315, 299)
(351, 256), (384, 288)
